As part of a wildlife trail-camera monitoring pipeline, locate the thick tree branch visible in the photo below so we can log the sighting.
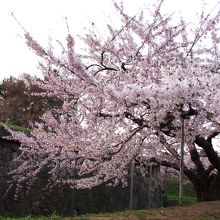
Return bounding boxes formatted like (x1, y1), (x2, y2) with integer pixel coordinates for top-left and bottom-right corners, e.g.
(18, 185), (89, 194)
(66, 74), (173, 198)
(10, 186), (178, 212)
(98, 111), (147, 127)
(149, 157), (195, 179)
(189, 146), (206, 174)
(205, 165), (215, 175)
(157, 133), (179, 160)
(105, 125), (146, 158)
(195, 135), (220, 172)
(124, 112), (145, 126)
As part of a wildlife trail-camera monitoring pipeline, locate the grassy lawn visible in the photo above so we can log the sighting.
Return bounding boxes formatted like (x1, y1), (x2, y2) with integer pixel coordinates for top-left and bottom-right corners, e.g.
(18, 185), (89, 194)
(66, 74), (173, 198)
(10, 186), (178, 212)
(0, 201), (220, 220)
(164, 178), (197, 203)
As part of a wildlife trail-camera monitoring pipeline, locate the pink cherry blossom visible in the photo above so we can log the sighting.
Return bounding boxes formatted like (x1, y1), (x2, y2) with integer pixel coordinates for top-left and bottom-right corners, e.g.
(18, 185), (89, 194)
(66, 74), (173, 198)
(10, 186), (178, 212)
(7, 1), (220, 200)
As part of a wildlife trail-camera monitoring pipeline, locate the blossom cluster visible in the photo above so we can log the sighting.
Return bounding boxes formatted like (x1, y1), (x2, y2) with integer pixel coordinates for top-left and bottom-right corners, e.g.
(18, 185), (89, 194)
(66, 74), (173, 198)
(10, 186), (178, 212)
(8, 0), (220, 191)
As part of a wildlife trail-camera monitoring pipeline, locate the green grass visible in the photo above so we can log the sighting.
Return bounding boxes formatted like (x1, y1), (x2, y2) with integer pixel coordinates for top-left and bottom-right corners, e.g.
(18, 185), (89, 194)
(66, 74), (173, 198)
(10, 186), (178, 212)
(1, 201), (220, 220)
(0, 210), (154, 220)
(164, 178), (197, 203)
(0, 213), (61, 220)
(0, 122), (31, 134)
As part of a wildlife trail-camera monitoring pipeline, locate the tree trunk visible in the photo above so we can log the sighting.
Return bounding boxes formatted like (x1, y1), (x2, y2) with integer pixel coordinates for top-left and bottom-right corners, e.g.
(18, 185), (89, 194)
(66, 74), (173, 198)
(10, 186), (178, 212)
(192, 172), (220, 201)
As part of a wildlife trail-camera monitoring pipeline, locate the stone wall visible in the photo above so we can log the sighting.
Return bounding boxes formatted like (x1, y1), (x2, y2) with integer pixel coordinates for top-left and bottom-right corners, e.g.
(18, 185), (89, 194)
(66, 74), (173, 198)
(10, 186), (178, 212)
(0, 125), (166, 216)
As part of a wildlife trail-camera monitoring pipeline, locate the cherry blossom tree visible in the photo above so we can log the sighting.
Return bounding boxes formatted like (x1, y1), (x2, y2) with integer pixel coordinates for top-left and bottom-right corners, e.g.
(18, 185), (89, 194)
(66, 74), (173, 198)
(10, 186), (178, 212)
(7, 0), (220, 201)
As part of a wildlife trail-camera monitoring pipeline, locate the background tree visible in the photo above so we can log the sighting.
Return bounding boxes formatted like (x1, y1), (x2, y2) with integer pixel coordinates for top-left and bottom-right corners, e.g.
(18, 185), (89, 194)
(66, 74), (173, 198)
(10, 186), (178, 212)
(7, 0), (220, 201)
(0, 75), (62, 128)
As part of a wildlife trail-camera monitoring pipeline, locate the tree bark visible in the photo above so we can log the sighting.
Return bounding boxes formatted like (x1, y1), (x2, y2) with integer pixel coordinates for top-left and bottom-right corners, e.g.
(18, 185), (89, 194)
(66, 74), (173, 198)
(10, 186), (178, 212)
(150, 157), (220, 202)
(192, 172), (220, 201)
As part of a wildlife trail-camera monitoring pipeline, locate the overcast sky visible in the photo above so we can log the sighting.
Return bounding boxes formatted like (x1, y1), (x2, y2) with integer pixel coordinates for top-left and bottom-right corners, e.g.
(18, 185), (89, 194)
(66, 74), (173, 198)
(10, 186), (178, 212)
(0, 0), (219, 82)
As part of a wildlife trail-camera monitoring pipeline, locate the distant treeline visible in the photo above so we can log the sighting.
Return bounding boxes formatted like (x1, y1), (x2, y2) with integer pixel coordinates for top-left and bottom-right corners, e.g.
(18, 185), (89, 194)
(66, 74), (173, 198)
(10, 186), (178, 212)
(0, 75), (63, 128)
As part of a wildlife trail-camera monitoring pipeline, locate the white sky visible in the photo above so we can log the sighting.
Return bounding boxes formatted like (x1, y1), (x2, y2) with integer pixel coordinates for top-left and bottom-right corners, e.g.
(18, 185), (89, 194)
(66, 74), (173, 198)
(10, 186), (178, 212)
(0, 0), (219, 82)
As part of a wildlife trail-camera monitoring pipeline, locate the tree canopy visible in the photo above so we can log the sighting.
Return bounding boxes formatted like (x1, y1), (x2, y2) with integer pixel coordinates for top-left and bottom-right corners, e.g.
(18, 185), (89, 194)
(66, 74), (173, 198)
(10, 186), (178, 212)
(0, 75), (62, 127)
(6, 0), (220, 201)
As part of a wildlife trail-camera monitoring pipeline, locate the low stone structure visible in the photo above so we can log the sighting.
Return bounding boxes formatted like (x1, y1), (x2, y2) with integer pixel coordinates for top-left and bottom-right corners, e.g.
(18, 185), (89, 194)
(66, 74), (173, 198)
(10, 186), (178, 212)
(0, 125), (165, 216)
